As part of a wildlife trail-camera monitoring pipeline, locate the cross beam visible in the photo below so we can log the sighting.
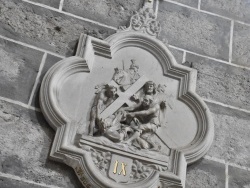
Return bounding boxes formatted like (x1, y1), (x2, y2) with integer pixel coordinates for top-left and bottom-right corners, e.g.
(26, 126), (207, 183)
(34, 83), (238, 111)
(100, 75), (149, 119)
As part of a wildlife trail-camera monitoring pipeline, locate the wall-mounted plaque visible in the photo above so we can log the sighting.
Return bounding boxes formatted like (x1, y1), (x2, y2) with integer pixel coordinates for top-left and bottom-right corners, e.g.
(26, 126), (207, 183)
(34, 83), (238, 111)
(40, 4), (214, 188)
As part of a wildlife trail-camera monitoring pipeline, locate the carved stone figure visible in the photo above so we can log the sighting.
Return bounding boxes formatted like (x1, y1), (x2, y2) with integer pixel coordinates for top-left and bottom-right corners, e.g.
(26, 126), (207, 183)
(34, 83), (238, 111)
(143, 80), (157, 96)
(113, 59), (141, 91)
(127, 59), (140, 84)
(39, 3), (214, 187)
(89, 65), (167, 151)
(113, 68), (131, 86)
(119, 94), (161, 150)
(88, 84), (118, 136)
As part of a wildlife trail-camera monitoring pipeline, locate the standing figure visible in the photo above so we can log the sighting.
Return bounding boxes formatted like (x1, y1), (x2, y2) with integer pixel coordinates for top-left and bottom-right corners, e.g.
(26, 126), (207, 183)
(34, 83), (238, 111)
(88, 85), (117, 136)
(128, 59), (140, 84)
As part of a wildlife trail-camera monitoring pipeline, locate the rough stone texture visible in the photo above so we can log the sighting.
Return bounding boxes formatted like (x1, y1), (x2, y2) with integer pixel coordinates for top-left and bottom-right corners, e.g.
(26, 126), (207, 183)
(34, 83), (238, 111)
(29, 0), (61, 8)
(201, 0), (250, 24)
(0, 100), (82, 188)
(186, 159), (225, 188)
(171, 0), (199, 8)
(0, 176), (45, 188)
(31, 54), (62, 108)
(0, 0), (115, 57)
(168, 47), (184, 64)
(228, 166), (250, 188)
(206, 102), (250, 168)
(63, 0), (144, 27)
(0, 38), (44, 104)
(232, 22), (250, 67)
(158, 1), (231, 61)
(186, 53), (250, 111)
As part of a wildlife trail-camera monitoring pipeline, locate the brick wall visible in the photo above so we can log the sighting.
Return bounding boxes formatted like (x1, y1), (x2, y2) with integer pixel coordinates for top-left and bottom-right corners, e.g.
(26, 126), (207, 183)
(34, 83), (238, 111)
(0, 0), (249, 187)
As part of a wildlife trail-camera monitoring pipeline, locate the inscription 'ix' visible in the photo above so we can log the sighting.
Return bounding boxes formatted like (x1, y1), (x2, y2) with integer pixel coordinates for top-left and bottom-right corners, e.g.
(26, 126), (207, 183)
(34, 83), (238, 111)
(113, 160), (127, 176)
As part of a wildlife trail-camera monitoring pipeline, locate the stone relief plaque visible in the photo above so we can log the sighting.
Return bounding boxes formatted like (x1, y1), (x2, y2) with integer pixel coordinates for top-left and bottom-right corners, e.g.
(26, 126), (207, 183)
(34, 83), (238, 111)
(40, 3), (214, 188)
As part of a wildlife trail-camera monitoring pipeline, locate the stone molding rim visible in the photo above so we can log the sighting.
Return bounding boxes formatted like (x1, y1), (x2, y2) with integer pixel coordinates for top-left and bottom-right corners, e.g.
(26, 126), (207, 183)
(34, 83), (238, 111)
(39, 31), (214, 187)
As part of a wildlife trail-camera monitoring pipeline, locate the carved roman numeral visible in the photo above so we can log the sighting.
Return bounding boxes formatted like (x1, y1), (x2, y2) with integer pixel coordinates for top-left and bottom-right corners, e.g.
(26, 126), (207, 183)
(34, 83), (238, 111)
(119, 162), (127, 176)
(113, 160), (119, 174)
(113, 160), (127, 176)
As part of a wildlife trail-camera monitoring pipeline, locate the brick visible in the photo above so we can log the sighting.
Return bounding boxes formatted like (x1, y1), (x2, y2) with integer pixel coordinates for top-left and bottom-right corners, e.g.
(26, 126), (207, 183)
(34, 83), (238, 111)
(186, 53), (250, 111)
(201, 0), (250, 24)
(158, 1), (231, 61)
(169, 47), (184, 64)
(0, 100), (82, 188)
(63, 0), (144, 28)
(29, 0), (61, 8)
(170, 0), (199, 8)
(0, 0), (115, 57)
(186, 159), (225, 188)
(0, 38), (44, 104)
(232, 22), (250, 67)
(206, 102), (250, 168)
(0, 176), (45, 188)
(228, 166), (250, 188)
(31, 54), (62, 108)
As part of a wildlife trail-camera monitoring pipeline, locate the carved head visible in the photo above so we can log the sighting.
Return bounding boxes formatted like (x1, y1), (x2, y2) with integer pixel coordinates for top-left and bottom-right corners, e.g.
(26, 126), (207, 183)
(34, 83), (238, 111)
(142, 95), (153, 107)
(130, 59), (139, 72)
(105, 85), (117, 98)
(114, 67), (119, 73)
(143, 81), (156, 95)
(113, 68), (126, 84)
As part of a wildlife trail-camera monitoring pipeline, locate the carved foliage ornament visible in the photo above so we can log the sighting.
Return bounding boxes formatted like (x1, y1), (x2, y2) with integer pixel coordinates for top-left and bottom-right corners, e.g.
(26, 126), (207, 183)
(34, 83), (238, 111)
(40, 6), (214, 188)
(119, 8), (161, 37)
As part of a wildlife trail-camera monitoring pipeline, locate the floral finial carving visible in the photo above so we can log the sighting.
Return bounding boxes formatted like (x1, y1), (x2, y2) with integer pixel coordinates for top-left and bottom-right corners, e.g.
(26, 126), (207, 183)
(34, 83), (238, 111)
(118, 8), (161, 37)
